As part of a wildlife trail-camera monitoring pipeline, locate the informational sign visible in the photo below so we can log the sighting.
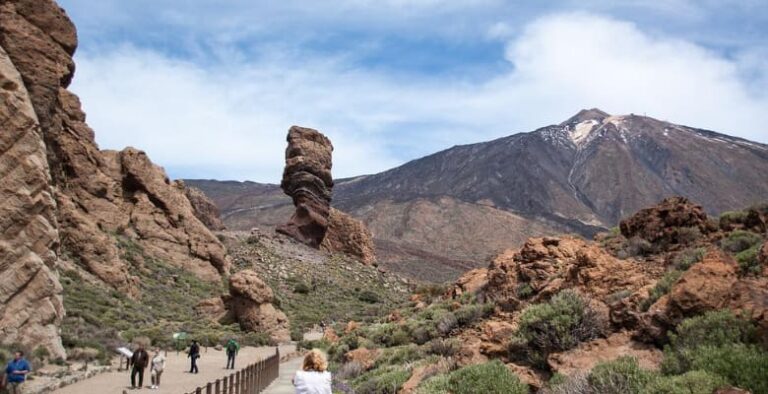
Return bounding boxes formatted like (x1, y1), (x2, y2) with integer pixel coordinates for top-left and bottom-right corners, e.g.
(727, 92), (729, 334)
(117, 347), (133, 358)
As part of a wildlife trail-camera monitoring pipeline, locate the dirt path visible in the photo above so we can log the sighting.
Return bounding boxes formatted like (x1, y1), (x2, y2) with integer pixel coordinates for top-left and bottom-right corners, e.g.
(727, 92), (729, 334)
(53, 345), (294, 394)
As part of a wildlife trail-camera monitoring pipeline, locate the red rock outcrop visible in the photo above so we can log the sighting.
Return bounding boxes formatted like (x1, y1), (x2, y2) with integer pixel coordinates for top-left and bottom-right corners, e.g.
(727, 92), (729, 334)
(641, 250), (768, 343)
(227, 270), (290, 343)
(182, 182), (227, 231)
(619, 196), (714, 246)
(277, 126), (334, 247)
(321, 208), (377, 265)
(479, 237), (651, 314)
(0, 43), (65, 359)
(0, 0), (238, 356)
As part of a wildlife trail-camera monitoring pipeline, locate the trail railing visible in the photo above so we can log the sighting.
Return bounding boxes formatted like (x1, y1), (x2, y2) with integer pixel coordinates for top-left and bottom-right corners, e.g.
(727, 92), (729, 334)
(185, 348), (280, 394)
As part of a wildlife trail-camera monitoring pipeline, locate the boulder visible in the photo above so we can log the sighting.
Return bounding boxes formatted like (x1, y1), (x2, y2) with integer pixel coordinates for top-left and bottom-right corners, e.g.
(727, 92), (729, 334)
(277, 126), (334, 247)
(619, 196), (714, 246)
(481, 237), (650, 313)
(227, 270), (290, 343)
(321, 208), (377, 265)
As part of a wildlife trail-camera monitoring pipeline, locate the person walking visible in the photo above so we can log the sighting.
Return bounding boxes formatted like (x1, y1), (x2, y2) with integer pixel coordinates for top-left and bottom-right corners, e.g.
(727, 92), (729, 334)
(4, 350), (31, 394)
(187, 340), (200, 374)
(292, 349), (331, 394)
(225, 338), (240, 369)
(149, 348), (165, 390)
(129, 344), (149, 389)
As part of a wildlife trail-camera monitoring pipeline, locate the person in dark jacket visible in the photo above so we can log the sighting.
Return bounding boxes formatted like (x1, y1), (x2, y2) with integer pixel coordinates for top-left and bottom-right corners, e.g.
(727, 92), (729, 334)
(129, 344), (149, 389)
(187, 340), (200, 374)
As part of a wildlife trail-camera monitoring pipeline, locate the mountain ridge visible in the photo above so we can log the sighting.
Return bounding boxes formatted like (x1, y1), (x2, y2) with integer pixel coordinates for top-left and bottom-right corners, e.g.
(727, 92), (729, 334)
(188, 110), (768, 281)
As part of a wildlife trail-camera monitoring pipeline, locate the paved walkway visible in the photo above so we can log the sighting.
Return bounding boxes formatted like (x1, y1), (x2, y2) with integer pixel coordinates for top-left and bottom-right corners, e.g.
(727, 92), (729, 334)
(53, 345), (294, 394)
(260, 357), (302, 394)
(261, 332), (322, 394)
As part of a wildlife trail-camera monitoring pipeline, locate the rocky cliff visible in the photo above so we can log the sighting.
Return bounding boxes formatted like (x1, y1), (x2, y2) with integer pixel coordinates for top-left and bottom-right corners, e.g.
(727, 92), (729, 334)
(0, 0), (284, 357)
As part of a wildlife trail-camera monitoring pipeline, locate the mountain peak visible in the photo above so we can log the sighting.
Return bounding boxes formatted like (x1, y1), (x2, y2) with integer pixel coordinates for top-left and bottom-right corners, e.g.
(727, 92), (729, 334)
(561, 108), (611, 126)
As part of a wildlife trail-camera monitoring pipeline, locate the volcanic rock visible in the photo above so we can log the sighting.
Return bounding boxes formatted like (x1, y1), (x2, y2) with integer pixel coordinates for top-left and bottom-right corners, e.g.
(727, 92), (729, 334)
(0, 44), (65, 359)
(227, 270), (290, 343)
(321, 208), (376, 265)
(481, 237), (650, 312)
(619, 196), (714, 246)
(182, 182), (226, 231)
(277, 126), (334, 247)
(638, 250), (768, 343)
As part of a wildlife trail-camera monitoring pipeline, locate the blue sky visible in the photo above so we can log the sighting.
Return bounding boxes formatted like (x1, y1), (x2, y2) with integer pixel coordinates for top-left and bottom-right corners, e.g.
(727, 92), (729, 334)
(58, 0), (768, 182)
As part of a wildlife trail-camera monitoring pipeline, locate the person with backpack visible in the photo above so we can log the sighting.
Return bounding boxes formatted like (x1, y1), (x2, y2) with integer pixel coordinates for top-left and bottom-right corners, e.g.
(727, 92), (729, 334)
(4, 350), (31, 394)
(225, 339), (240, 369)
(187, 340), (200, 374)
(129, 344), (149, 389)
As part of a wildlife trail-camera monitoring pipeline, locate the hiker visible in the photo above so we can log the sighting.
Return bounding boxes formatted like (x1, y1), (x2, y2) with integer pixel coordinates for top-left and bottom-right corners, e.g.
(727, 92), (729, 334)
(293, 349), (331, 394)
(129, 344), (149, 389)
(187, 340), (200, 374)
(225, 338), (240, 369)
(4, 350), (31, 394)
(149, 348), (166, 390)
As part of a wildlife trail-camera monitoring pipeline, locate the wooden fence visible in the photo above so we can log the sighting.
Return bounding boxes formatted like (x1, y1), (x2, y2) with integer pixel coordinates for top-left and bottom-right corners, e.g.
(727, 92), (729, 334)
(185, 348), (280, 394)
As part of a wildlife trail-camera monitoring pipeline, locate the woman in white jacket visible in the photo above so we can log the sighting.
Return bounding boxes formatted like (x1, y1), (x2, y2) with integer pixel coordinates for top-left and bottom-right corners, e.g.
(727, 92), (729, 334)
(293, 349), (332, 394)
(149, 348), (166, 390)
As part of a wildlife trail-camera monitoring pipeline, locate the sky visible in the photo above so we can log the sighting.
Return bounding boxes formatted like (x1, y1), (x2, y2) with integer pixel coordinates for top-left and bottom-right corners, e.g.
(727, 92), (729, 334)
(58, 0), (768, 182)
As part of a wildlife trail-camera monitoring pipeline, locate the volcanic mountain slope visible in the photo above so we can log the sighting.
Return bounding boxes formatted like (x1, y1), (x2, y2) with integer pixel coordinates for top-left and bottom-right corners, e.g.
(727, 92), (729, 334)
(189, 109), (768, 281)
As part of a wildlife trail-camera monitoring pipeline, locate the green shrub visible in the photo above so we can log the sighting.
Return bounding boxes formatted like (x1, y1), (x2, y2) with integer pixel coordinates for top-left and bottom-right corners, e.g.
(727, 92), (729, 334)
(672, 248), (706, 271)
(415, 374), (451, 394)
(625, 237), (657, 257)
(736, 244), (762, 275)
(290, 328), (304, 342)
(720, 230), (762, 254)
(353, 366), (411, 394)
(684, 344), (768, 394)
(293, 282), (311, 294)
(719, 211), (749, 229)
(516, 283), (534, 299)
(662, 310), (756, 375)
(32, 346), (50, 363)
(376, 345), (423, 367)
(454, 303), (494, 326)
(359, 290), (381, 303)
(425, 338), (460, 357)
(643, 370), (727, 394)
(588, 357), (655, 394)
(640, 270), (682, 311)
(510, 290), (605, 367)
(676, 227), (702, 244)
(436, 360), (528, 394)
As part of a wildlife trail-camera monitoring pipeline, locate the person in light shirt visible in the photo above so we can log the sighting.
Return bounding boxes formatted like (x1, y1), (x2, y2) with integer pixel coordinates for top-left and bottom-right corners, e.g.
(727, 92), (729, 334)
(292, 349), (331, 394)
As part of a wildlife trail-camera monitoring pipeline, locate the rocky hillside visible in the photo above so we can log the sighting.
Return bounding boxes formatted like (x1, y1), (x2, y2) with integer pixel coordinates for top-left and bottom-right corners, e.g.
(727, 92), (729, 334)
(0, 0), (282, 359)
(188, 109), (768, 281)
(304, 198), (768, 393)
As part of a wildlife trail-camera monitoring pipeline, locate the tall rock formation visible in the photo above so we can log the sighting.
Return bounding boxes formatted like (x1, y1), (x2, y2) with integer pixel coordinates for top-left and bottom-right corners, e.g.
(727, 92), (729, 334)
(0, 0), (235, 356)
(276, 126), (377, 264)
(277, 126), (334, 247)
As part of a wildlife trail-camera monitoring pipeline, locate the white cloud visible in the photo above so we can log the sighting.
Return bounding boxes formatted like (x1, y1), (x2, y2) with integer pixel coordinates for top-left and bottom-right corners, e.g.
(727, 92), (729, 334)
(70, 13), (768, 183)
